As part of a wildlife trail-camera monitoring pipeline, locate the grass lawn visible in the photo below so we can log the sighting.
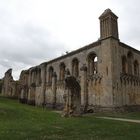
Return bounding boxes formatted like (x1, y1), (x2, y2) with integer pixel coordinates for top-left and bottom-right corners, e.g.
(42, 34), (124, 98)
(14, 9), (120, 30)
(0, 97), (140, 140)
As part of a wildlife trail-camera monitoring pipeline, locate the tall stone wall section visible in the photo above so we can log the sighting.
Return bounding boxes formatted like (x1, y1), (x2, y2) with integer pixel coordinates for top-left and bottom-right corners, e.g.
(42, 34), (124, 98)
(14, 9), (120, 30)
(111, 41), (140, 109)
(2, 69), (19, 98)
(2, 9), (140, 112)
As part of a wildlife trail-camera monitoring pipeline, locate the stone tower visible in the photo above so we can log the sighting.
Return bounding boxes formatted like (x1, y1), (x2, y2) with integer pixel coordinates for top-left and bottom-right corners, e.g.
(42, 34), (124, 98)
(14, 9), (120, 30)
(99, 9), (119, 40)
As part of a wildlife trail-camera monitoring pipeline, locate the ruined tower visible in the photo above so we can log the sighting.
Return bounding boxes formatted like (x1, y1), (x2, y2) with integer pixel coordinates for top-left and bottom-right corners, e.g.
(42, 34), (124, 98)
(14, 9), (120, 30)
(99, 9), (119, 40)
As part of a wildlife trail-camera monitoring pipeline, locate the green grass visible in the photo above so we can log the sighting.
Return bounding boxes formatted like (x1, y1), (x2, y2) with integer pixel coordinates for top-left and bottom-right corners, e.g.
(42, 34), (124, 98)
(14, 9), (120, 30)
(0, 97), (140, 140)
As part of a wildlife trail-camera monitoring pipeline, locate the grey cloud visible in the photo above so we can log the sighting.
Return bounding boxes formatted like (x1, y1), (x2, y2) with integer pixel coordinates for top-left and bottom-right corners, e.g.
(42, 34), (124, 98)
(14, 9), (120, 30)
(0, 16), (67, 79)
(0, 25), (66, 68)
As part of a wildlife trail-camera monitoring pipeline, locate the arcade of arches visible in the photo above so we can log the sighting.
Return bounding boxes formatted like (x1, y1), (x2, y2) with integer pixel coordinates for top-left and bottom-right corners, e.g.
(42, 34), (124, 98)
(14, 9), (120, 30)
(1, 9), (140, 114)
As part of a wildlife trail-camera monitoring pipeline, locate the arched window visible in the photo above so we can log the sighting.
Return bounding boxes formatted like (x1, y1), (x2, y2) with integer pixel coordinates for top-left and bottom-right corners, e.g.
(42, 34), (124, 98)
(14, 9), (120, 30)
(122, 56), (127, 74)
(37, 68), (41, 85)
(127, 51), (133, 74)
(72, 58), (79, 78)
(59, 63), (65, 81)
(87, 53), (98, 75)
(134, 60), (139, 76)
(31, 69), (36, 84)
(48, 66), (53, 83)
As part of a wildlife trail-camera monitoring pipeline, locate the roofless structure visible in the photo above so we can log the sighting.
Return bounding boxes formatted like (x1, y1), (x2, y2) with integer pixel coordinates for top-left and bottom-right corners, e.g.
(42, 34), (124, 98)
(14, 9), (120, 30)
(2, 9), (140, 114)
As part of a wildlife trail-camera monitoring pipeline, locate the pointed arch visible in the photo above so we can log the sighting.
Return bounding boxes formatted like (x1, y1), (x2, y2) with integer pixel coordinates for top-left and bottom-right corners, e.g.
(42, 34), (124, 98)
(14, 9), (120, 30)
(37, 68), (41, 85)
(127, 51), (133, 74)
(48, 66), (54, 83)
(59, 62), (66, 81)
(134, 60), (139, 76)
(122, 55), (127, 74)
(72, 58), (79, 78)
(87, 52), (98, 75)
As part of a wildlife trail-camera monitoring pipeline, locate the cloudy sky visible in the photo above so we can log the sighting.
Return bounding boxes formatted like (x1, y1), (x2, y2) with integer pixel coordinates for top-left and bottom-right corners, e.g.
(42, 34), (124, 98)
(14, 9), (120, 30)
(0, 0), (140, 80)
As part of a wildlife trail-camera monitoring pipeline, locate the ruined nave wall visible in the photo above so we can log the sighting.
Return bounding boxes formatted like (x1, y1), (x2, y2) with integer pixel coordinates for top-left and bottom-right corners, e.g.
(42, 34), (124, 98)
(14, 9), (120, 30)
(111, 41), (140, 108)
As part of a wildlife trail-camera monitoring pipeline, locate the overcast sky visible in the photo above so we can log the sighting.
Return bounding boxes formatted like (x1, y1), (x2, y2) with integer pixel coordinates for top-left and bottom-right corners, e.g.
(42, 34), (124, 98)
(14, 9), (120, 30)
(0, 0), (140, 80)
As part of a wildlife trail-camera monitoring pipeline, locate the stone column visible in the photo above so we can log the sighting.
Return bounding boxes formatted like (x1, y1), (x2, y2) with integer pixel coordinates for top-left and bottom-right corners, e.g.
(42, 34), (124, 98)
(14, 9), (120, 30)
(80, 64), (88, 112)
(62, 86), (71, 117)
(52, 72), (57, 108)
(40, 64), (46, 106)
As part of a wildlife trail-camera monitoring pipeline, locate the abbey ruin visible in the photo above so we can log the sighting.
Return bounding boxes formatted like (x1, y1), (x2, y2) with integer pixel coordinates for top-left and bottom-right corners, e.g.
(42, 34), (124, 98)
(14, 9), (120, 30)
(1, 9), (140, 114)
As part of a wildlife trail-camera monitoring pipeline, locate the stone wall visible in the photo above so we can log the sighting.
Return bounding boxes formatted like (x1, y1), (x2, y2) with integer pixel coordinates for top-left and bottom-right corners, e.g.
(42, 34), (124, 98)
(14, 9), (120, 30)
(111, 41), (140, 107)
(2, 9), (140, 113)
(2, 69), (19, 98)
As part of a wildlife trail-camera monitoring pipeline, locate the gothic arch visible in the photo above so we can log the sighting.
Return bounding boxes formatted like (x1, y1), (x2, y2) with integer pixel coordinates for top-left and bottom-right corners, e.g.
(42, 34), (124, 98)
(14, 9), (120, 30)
(122, 55), (127, 74)
(87, 52), (98, 75)
(37, 68), (41, 86)
(59, 62), (66, 81)
(48, 66), (54, 83)
(72, 58), (79, 78)
(31, 68), (37, 84)
(134, 60), (139, 76)
(127, 51), (133, 74)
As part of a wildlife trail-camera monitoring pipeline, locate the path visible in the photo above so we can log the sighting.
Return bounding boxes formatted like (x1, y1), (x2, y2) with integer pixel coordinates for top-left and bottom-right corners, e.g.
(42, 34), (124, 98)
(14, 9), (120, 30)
(97, 117), (140, 124)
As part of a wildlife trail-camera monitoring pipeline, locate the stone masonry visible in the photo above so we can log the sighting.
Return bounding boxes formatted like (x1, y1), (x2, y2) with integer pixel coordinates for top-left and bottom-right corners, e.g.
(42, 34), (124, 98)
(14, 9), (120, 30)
(2, 9), (140, 113)
(2, 69), (19, 98)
